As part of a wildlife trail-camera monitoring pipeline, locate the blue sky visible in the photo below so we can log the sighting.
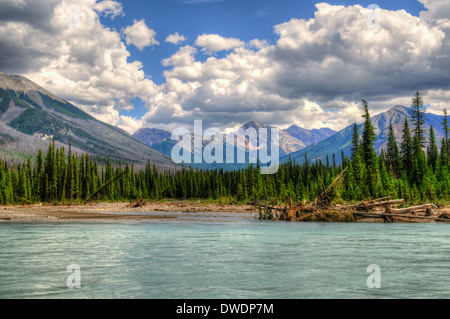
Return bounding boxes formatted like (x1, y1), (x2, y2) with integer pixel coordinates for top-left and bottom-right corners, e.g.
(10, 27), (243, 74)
(95, 0), (429, 122)
(2, 0), (448, 133)
(101, 0), (426, 86)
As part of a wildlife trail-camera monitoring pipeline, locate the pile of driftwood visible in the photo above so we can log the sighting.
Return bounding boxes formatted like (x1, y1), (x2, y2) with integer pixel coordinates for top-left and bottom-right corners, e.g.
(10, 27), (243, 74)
(126, 199), (148, 208)
(335, 197), (449, 223)
(249, 167), (449, 223)
(249, 197), (450, 223)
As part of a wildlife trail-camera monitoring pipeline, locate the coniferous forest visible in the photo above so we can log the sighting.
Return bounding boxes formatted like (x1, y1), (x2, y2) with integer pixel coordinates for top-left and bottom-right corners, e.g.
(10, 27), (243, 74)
(1, 93), (450, 206)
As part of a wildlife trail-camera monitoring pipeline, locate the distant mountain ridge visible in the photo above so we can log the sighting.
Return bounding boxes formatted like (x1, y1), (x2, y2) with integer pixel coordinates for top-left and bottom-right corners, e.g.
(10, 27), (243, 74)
(135, 121), (334, 156)
(0, 73), (172, 166)
(282, 105), (446, 165)
(132, 128), (171, 146)
(283, 125), (336, 148)
(234, 121), (306, 156)
(134, 120), (336, 170)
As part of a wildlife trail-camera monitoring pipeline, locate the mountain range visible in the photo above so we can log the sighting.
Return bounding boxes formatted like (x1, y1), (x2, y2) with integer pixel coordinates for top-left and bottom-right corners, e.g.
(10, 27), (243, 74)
(132, 121), (336, 170)
(133, 121), (335, 153)
(281, 105), (446, 165)
(283, 125), (336, 148)
(1, 73), (445, 171)
(132, 128), (172, 147)
(134, 105), (447, 169)
(0, 73), (171, 166)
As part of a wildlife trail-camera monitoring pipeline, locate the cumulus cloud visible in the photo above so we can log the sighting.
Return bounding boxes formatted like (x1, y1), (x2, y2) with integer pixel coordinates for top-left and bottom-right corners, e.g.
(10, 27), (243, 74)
(94, 0), (124, 19)
(248, 39), (269, 50)
(123, 19), (159, 51)
(195, 34), (244, 53)
(0, 0), (162, 134)
(117, 115), (140, 134)
(419, 0), (450, 20)
(165, 32), (186, 45)
(1, 1), (449, 135)
(141, 3), (450, 132)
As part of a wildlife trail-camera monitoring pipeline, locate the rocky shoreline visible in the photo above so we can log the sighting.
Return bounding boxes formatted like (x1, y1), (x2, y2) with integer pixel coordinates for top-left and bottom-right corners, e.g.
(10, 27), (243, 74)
(0, 202), (257, 223)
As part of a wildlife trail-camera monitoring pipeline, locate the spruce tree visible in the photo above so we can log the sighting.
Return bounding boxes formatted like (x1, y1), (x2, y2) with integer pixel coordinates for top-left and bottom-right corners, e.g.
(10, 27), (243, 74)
(411, 92), (426, 157)
(401, 117), (414, 175)
(440, 138), (449, 167)
(442, 108), (450, 158)
(386, 124), (400, 177)
(36, 149), (44, 202)
(67, 140), (74, 200)
(427, 126), (439, 172)
(361, 100), (380, 196)
(350, 123), (360, 161)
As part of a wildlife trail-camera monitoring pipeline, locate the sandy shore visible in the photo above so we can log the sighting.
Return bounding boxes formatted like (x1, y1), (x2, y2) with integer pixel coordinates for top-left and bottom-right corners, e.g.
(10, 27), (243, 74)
(1, 201), (446, 224)
(0, 202), (257, 223)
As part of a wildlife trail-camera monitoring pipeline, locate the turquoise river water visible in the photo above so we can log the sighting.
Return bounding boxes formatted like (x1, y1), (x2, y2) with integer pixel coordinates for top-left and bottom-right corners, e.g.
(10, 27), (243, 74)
(0, 212), (449, 299)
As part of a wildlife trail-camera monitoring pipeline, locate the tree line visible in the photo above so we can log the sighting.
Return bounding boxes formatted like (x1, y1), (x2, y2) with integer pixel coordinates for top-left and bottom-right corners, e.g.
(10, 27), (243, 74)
(0, 92), (449, 205)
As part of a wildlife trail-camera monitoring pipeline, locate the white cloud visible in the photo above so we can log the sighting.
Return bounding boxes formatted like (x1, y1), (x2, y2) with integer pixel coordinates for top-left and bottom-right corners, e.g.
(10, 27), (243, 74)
(1, 1), (450, 135)
(195, 34), (244, 53)
(94, 0), (124, 19)
(0, 0), (161, 135)
(165, 32), (186, 45)
(123, 19), (159, 51)
(419, 0), (450, 20)
(142, 3), (450, 131)
(117, 115), (140, 134)
(248, 39), (269, 50)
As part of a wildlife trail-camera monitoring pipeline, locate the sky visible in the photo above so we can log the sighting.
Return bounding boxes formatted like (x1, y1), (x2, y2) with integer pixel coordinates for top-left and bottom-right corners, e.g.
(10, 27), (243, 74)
(0, 0), (449, 134)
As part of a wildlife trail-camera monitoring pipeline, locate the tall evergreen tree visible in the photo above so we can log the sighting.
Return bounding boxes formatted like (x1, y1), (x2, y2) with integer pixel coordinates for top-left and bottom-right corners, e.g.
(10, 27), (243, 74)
(411, 92), (426, 157)
(386, 124), (400, 177)
(440, 138), (449, 167)
(67, 140), (74, 200)
(442, 108), (450, 158)
(401, 117), (414, 175)
(350, 123), (360, 161)
(361, 100), (380, 196)
(427, 126), (439, 172)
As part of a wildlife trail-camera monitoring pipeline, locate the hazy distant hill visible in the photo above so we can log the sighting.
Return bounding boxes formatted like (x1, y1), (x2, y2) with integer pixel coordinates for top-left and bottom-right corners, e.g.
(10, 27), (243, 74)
(282, 105), (446, 165)
(237, 121), (306, 156)
(149, 120), (308, 156)
(0, 73), (172, 166)
(132, 128), (172, 147)
(145, 121), (307, 171)
(142, 120), (337, 170)
(283, 125), (336, 148)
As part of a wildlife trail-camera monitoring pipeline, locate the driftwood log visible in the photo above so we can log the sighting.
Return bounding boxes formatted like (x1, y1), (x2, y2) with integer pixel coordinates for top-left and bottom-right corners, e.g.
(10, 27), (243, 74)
(127, 199), (147, 208)
(390, 204), (437, 215)
(337, 199), (405, 211)
(253, 195), (447, 223)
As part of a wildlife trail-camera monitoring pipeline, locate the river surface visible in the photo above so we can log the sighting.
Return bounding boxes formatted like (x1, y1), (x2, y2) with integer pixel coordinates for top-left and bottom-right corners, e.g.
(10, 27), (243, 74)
(1, 213), (449, 299)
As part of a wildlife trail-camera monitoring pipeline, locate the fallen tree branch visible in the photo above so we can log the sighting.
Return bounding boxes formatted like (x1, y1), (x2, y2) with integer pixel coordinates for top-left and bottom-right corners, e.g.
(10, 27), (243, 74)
(84, 171), (127, 205)
(247, 202), (285, 211)
(391, 204), (436, 214)
(364, 196), (393, 204)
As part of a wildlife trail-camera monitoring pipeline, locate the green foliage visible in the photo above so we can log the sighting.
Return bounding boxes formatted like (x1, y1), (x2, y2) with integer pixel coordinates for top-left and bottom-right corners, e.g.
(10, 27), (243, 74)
(386, 124), (400, 177)
(2, 96), (450, 206)
(411, 91), (426, 157)
(38, 93), (94, 120)
(361, 100), (380, 197)
(401, 117), (414, 175)
(10, 108), (60, 135)
(0, 88), (31, 111)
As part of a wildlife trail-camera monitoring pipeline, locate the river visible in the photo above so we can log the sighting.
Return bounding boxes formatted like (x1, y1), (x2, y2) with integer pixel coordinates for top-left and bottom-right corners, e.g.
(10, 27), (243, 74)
(0, 215), (449, 298)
